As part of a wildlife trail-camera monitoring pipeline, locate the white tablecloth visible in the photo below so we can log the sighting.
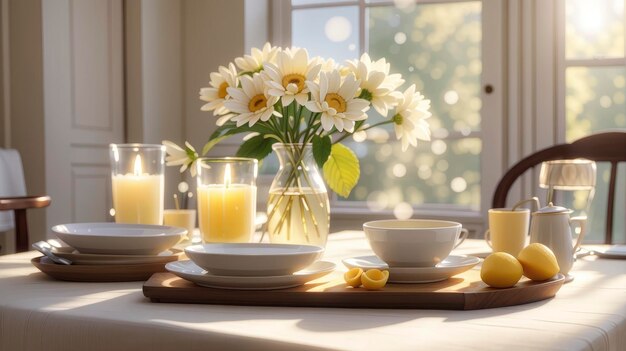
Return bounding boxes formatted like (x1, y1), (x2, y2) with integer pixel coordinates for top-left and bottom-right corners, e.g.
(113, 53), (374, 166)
(1, 231), (625, 351)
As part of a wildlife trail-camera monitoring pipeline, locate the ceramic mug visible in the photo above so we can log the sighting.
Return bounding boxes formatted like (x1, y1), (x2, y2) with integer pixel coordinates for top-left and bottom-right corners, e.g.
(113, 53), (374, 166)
(485, 208), (530, 256)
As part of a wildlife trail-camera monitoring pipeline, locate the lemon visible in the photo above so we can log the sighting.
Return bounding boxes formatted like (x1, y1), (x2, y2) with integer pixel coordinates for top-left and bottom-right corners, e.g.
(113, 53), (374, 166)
(360, 269), (389, 290)
(517, 243), (560, 281)
(344, 267), (364, 287)
(480, 252), (523, 288)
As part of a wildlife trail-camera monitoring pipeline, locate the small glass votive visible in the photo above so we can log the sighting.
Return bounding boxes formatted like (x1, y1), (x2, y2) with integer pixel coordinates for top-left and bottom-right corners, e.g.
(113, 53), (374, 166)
(196, 157), (258, 243)
(163, 209), (196, 241)
(109, 144), (165, 225)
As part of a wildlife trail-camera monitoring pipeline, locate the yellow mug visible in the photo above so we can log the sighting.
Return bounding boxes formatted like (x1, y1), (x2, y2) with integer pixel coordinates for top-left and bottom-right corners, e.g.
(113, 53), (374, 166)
(485, 208), (530, 256)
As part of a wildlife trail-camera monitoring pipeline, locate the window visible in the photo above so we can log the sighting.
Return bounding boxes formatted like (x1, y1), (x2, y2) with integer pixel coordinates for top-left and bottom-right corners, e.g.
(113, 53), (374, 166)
(559, 0), (626, 242)
(271, 0), (502, 225)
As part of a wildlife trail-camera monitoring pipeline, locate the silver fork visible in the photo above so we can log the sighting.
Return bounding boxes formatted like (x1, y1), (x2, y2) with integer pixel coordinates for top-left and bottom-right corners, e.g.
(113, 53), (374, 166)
(32, 241), (72, 265)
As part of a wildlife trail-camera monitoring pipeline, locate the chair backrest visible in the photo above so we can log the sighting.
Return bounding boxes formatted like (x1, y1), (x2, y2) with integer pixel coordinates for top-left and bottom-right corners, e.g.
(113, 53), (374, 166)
(0, 149), (27, 231)
(492, 131), (626, 244)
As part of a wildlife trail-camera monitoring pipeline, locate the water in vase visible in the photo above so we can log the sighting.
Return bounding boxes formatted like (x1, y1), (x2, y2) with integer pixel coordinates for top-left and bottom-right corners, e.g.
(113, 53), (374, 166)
(267, 187), (329, 247)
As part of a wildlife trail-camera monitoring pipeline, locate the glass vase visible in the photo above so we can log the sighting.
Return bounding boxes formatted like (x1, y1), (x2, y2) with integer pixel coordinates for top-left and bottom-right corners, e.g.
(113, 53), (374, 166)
(267, 143), (330, 247)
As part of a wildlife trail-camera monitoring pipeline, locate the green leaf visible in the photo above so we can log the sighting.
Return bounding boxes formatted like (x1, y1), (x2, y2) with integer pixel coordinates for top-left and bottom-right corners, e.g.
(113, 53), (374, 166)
(236, 135), (275, 160)
(209, 121), (237, 137)
(322, 143), (360, 198)
(312, 135), (331, 169)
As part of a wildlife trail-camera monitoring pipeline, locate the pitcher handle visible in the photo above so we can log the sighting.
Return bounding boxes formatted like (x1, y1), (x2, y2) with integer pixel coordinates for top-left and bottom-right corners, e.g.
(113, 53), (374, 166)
(570, 215), (587, 252)
(512, 197), (541, 212)
(454, 228), (469, 249)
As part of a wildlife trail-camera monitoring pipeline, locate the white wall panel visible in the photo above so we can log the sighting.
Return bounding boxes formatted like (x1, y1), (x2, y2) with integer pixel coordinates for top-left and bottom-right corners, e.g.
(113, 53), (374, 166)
(71, 166), (111, 222)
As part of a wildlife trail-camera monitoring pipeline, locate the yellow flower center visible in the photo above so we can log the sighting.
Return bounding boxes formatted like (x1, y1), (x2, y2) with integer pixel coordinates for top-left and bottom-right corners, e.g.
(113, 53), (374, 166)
(324, 93), (347, 113)
(218, 82), (229, 99)
(248, 94), (267, 112)
(393, 113), (403, 125)
(281, 73), (306, 92)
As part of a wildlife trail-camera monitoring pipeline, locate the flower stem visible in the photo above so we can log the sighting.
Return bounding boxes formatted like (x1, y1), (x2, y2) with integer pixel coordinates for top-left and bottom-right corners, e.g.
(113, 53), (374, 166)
(266, 143), (325, 241)
(333, 120), (394, 144)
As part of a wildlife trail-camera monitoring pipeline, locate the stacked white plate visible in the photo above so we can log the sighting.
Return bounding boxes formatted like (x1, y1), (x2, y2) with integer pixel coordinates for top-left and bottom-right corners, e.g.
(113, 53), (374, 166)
(29, 223), (188, 282)
(49, 223), (187, 265)
(166, 243), (335, 290)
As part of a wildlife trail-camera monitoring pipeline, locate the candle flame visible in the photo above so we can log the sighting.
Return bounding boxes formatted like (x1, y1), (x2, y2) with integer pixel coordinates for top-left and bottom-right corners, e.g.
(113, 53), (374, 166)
(224, 164), (231, 188)
(134, 154), (142, 176)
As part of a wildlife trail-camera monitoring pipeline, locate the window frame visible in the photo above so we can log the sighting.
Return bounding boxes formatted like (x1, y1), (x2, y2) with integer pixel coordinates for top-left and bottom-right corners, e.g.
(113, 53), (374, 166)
(267, 0), (505, 235)
(555, 0), (626, 141)
(554, 0), (626, 243)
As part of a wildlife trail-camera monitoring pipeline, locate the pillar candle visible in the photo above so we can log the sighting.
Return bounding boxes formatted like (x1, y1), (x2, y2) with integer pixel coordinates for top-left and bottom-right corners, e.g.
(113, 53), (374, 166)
(112, 154), (164, 225)
(197, 184), (256, 243)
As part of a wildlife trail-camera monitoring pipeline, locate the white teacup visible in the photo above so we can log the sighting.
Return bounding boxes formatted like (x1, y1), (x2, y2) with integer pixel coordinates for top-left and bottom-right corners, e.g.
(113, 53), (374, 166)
(363, 219), (468, 267)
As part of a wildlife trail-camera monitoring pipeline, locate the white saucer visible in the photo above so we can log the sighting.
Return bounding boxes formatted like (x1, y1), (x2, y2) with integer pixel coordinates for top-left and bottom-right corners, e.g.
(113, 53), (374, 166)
(342, 255), (480, 283)
(592, 245), (626, 259)
(165, 260), (335, 290)
(53, 249), (181, 265)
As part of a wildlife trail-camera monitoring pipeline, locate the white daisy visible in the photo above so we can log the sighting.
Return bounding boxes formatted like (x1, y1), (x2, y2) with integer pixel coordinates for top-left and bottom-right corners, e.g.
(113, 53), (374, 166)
(391, 84), (432, 151)
(224, 74), (280, 127)
(264, 48), (321, 106)
(304, 71), (369, 133)
(199, 63), (238, 125)
(234, 42), (279, 74)
(345, 53), (405, 116)
(316, 57), (338, 72)
(162, 140), (199, 177)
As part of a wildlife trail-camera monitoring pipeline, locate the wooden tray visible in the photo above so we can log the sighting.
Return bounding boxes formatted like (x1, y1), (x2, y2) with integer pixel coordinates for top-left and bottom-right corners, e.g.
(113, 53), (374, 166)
(32, 256), (170, 282)
(143, 270), (565, 310)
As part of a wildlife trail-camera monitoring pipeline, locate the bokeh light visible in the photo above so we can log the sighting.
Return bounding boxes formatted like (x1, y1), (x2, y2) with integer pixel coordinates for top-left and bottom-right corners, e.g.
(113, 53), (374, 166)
(325, 16), (352, 42)
(450, 177), (467, 193)
(393, 202), (414, 219)
(394, 32), (407, 44)
(444, 90), (459, 105)
(392, 164), (407, 177)
(431, 140), (447, 155)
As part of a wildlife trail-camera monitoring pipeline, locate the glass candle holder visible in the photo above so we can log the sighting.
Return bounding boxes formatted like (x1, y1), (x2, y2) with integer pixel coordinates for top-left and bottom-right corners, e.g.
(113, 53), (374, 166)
(196, 157), (258, 243)
(109, 144), (165, 225)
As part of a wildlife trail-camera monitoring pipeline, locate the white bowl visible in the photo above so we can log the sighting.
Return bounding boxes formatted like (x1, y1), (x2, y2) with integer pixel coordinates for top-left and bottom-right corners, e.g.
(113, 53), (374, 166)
(51, 223), (187, 255)
(184, 243), (324, 276)
(363, 219), (467, 267)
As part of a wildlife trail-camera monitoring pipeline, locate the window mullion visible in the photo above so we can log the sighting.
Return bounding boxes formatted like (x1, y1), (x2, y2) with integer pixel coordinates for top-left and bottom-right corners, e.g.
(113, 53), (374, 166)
(565, 58), (626, 67)
(359, 0), (366, 55)
(556, 0), (566, 143)
(290, 1), (359, 11)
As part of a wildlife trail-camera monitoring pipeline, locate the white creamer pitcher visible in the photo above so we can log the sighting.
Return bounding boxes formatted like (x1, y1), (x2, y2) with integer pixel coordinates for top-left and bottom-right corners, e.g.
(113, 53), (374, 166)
(529, 203), (586, 275)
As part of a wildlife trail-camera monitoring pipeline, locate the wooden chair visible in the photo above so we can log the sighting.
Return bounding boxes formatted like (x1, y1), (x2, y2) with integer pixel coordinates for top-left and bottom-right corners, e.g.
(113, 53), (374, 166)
(492, 131), (626, 244)
(0, 149), (51, 253)
(0, 196), (51, 252)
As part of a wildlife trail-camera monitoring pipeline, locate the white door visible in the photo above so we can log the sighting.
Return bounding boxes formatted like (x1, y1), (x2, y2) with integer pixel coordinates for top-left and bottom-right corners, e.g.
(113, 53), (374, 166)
(42, 0), (124, 228)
